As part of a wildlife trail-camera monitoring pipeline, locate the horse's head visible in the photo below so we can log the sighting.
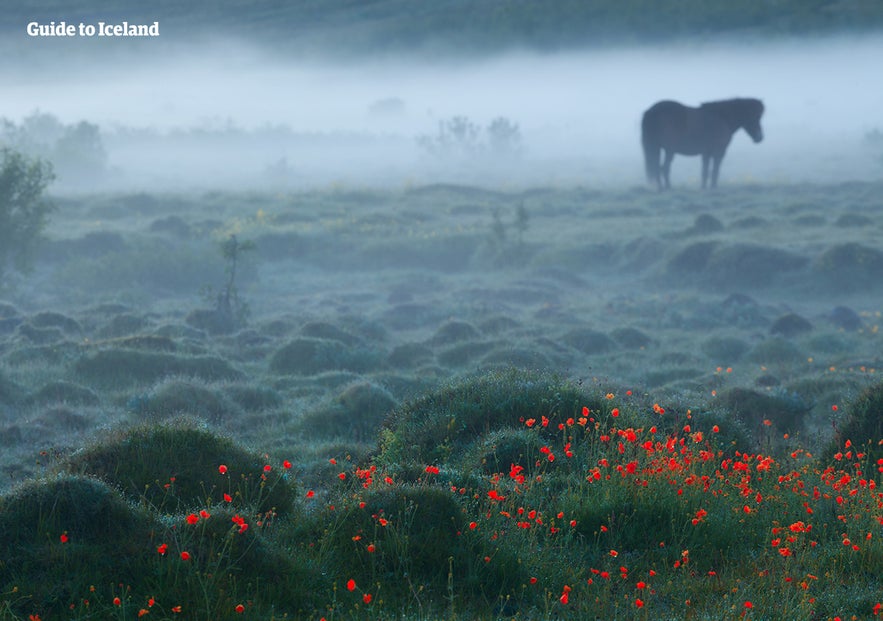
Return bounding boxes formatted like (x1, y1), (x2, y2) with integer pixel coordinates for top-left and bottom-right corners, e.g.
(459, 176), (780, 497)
(741, 99), (765, 143)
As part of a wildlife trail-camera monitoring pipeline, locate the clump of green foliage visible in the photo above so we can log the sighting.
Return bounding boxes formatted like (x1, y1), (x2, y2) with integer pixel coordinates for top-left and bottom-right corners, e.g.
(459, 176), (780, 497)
(269, 337), (385, 376)
(130, 379), (242, 424)
(0, 148), (55, 286)
(73, 348), (243, 388)
(64, 419), (298, 516)
(377, 368), (600, 473)
(823, 380), (883, 465)
(298, 381), (398, 442)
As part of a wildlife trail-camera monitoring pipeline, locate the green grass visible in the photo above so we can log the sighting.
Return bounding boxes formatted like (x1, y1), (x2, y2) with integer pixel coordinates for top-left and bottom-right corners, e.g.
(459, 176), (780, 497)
(3, 181), (883, 619)
(4, 377), (882, 619)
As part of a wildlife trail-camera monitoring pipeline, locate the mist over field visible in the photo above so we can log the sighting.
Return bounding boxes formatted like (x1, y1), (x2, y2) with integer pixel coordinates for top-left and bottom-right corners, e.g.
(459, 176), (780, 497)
(2, 34), (883, 189)
(5, 7), (883, 618)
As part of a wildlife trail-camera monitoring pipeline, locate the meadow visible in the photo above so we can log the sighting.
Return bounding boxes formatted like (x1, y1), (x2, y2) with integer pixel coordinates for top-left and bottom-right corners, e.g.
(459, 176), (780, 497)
(1, 180), (883, 620)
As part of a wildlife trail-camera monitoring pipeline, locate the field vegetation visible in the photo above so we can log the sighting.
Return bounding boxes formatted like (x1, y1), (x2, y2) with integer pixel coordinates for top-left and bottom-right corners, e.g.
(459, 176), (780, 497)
(1, 175), (882, 619)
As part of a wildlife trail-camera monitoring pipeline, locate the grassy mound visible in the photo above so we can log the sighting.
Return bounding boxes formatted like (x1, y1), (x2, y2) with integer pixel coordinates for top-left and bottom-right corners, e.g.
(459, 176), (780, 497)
(298, 381), (397, 441)
(0, 474), (317, 619)
(129, 379), (241, 423)
(73, 348), (243, 388)
(377, 368), (598, 472)
(823, 381), (883, 465)
(815, 242), (883, 291)
(65, 421), (297, 515)
(28, 380), (100, 406)
(312, 484), (523, 604)
(0, 475), (156, 616)
(718, 387), (810, 438)
(269, 337), (385, 375)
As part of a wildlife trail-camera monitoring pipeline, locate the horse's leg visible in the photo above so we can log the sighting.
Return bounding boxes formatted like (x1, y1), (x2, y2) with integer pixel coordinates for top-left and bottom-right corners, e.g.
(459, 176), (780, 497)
(711, 156), (722, 188)
(701, 155), (710, 189)
(662, 151), (674, 189)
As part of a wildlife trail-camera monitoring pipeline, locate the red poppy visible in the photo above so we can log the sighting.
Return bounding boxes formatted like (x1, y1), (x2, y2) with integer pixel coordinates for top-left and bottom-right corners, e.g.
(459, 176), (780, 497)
(346, 579), (356, 591)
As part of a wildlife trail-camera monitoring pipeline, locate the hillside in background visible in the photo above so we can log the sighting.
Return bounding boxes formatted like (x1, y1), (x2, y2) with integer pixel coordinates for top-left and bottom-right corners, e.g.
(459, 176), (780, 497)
(5, 0), (883, 56)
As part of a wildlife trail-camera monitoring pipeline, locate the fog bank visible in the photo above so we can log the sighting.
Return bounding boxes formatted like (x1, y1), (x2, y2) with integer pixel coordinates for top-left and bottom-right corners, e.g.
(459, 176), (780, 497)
(2, 35), (883, 190)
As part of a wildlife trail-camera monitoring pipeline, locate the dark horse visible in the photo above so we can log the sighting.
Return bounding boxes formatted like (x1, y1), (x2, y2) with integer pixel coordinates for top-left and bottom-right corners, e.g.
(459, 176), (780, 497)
(641, 98), (764, 190)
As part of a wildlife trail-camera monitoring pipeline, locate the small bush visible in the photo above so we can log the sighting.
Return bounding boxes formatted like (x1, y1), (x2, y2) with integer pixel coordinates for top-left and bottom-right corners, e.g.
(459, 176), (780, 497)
(0, 148), (55, 284)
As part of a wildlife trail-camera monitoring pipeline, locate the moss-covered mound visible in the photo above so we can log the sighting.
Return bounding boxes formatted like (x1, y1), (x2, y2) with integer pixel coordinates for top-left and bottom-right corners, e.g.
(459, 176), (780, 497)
(269, 337), (385, 375)
(73, 348), (243, 388)
(0, 475), (157, 615)
(65, 421), (297, 515)
(314, 485), (524, 602)
(130, 379), (241, 423)
(378, 368), (599, 471)
(823, 381), (883, 465)
(298, 381), (397, 441)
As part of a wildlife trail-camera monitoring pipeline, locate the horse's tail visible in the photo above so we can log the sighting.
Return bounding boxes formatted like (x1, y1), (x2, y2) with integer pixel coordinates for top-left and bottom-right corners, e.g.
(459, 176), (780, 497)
(641, 115), (659, 185)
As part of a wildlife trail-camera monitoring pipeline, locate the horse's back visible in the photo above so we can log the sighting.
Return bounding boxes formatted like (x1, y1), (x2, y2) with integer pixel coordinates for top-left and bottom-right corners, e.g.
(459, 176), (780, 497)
(642, 100), (689, 141)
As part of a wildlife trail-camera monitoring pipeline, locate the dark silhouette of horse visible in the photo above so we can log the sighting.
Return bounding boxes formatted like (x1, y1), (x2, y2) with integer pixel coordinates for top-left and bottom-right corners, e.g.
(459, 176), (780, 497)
(642, 98), (764, 190)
